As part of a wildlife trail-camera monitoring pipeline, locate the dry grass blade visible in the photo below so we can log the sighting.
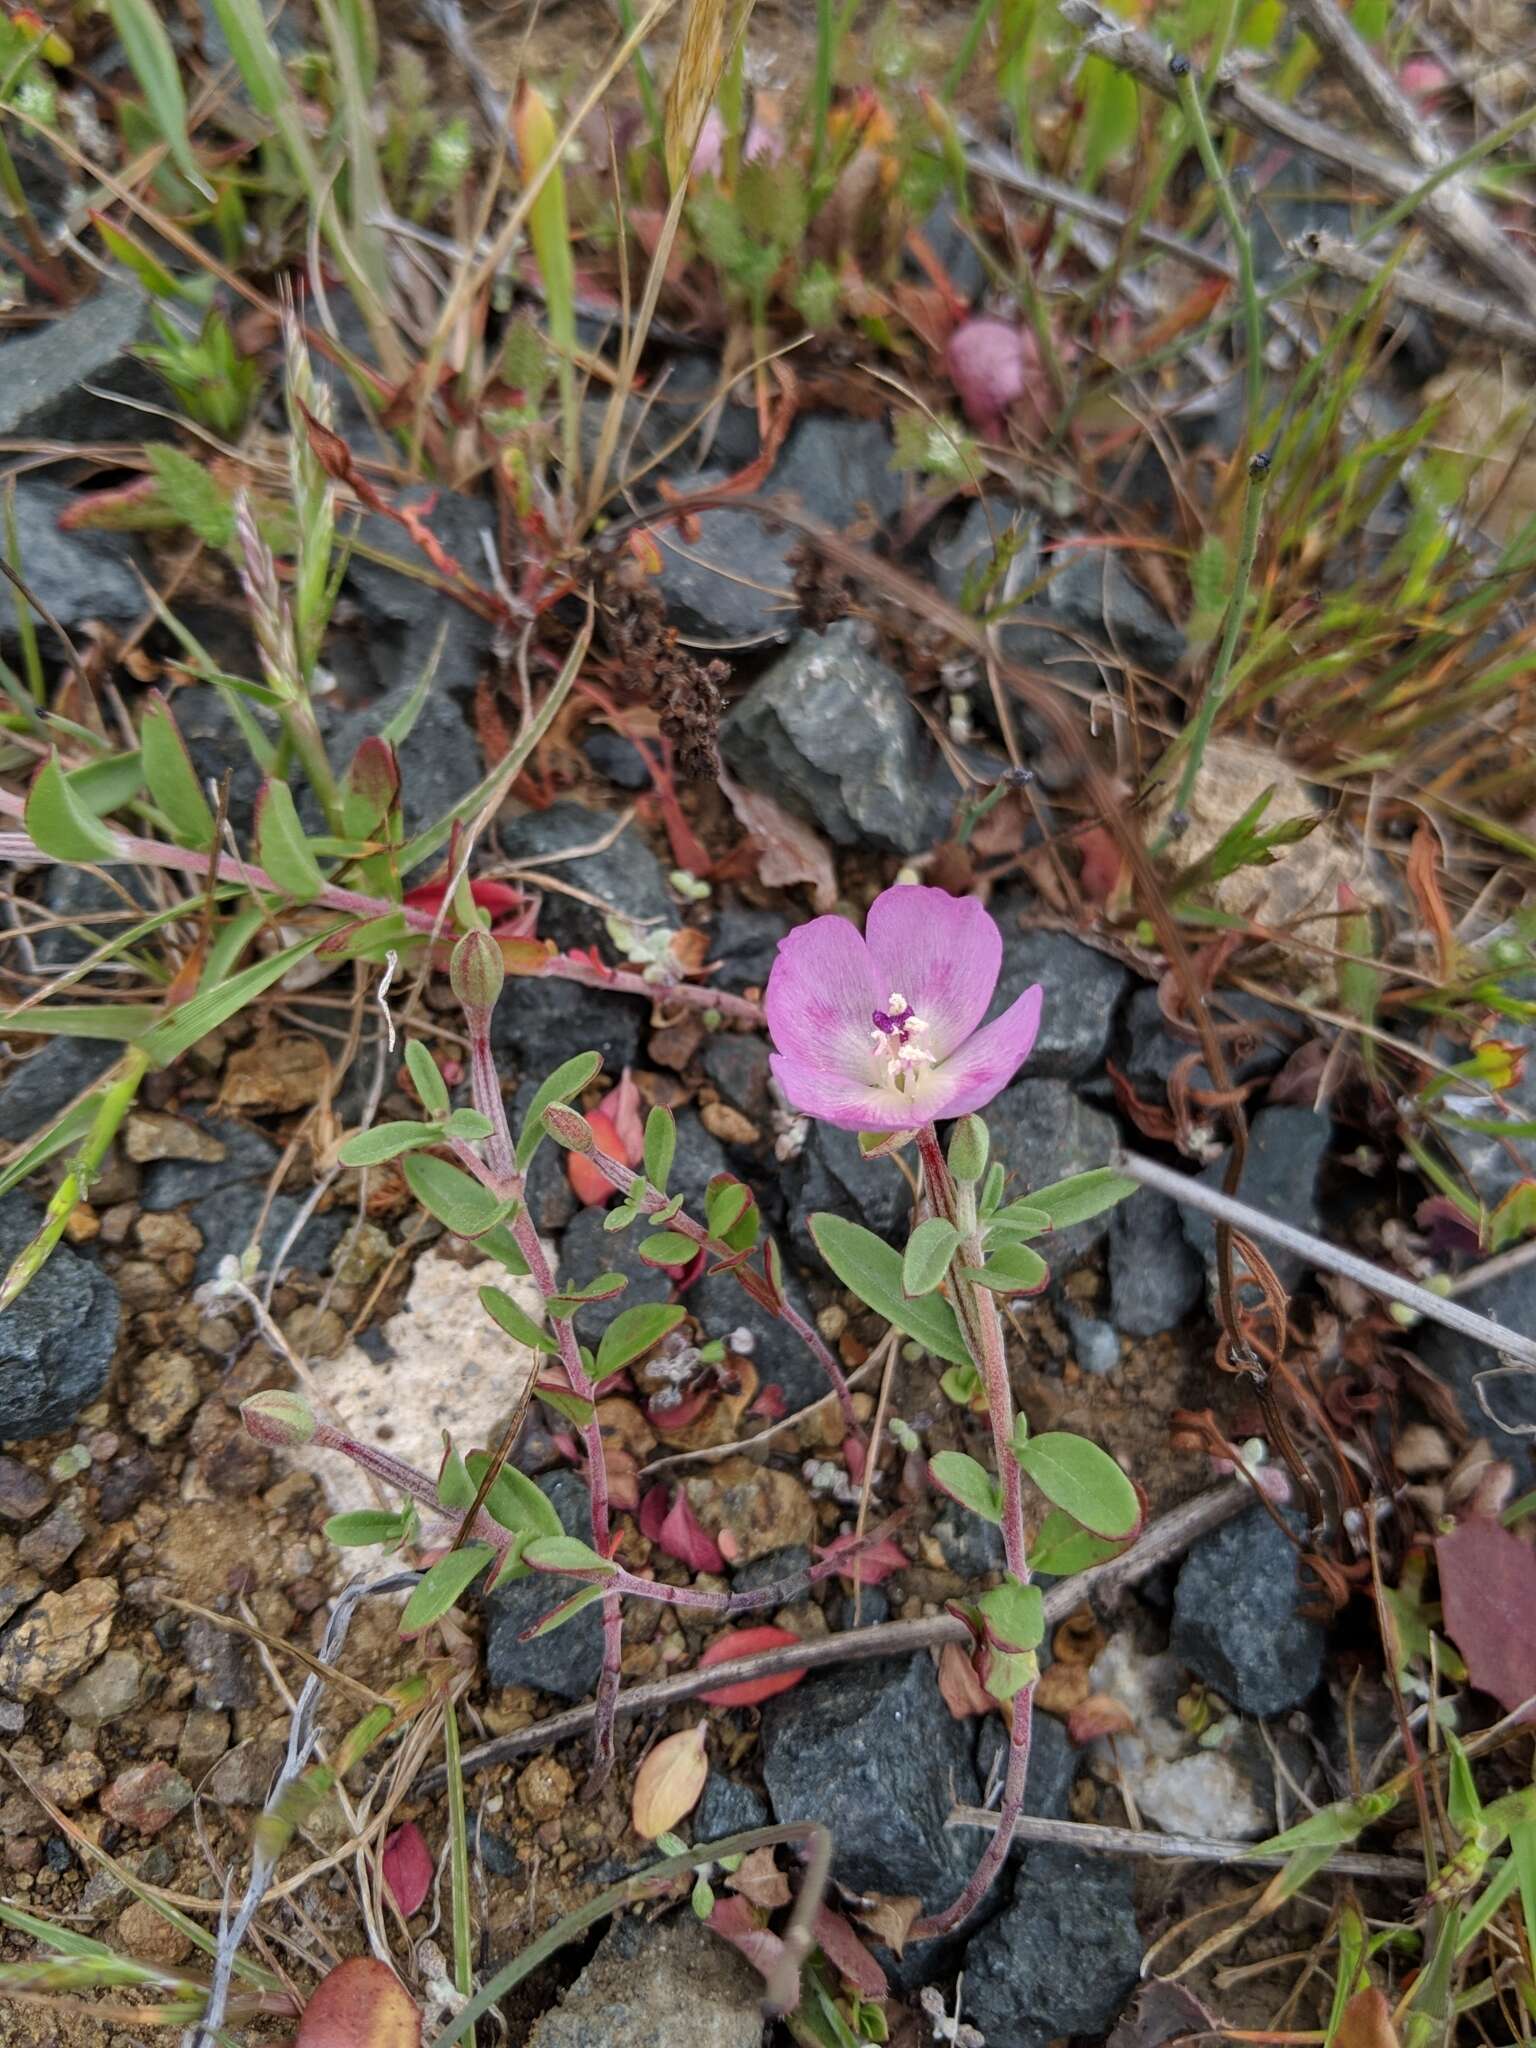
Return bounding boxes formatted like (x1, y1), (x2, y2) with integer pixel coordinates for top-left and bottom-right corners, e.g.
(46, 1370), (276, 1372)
(663, 0), (726, 191)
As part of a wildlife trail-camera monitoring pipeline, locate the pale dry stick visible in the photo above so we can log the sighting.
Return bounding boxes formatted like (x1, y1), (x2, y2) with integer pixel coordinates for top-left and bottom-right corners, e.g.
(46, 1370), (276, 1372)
(1058, 0), (1536, 313)
(422, 1481), (1251, 1790)
(1112, 1146), (1536, 1368)
(1292, 226), (1536, 353)
(948, 1807), (1421, 1883)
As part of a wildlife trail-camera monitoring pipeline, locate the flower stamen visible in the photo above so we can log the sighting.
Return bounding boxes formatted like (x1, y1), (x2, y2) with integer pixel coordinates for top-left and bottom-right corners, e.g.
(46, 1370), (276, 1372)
(870, 992), (936, 1092)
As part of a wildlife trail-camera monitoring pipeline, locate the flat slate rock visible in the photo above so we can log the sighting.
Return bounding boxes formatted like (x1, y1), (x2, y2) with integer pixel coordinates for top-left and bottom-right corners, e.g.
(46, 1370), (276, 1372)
(0, 1195), (119, 1443)
(963, 1845), (1141, 2048)
(1172, 1506), (1325, 1715)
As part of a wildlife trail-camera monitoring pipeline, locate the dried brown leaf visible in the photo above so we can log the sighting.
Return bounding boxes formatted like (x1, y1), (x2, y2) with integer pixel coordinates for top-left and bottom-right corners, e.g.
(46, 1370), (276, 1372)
(719, 769), (837, 912)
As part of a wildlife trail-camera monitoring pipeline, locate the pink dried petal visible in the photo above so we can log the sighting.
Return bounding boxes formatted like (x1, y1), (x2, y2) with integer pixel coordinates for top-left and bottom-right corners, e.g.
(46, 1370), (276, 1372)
(381, 1822), (434, 1918)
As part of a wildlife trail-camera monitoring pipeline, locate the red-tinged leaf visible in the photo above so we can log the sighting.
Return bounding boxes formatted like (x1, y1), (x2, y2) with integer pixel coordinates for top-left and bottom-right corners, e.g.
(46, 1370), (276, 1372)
(1334, 1988), (1401, 2048)
(1076, 825), (1123, 905)
(638, 1484), (670, 1543)
(696, 1626), (809, 1707)
(814, 1906), (889, 1999)
(659, 1490), (726, 1574)
(402, 877), (536, 937)
(815, 1532), (908, 1587)
(707, 1895), (786, 1981)
(295, 1957), (421, 2048)
(725, 1844), (791, 1908)
(1066, 1693), (1137, 1745)
(937, 1640), (994, 1721)
(568, 1109), (627, 1207)
(1436, 1517), (1536, 1718)
(1406, 821), (1455, 984)
(380, 1822), (433, 1918)
(596, 1069), (645, 1165)
(750, 1383), (788, 1423)
(843, 1434), (867, 1485)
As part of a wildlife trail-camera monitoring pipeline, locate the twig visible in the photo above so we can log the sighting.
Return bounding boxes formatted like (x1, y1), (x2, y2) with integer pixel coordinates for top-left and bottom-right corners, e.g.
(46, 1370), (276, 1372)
(1057, 0), (1536, 312)
(1292, 228), (1536, 353)
(947, 1807), (1421, 1881)
(417, 1481), (1250, 1791)
(1112, 1147), (1536, 1368)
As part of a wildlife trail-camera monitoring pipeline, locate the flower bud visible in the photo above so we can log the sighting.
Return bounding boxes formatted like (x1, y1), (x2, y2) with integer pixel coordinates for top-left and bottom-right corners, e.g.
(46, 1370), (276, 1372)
(450, 927), (505, 1015)
(241, 1389), (318, 1448)
(542, 1103), (596, 1153)
(947, 1114), (989, 1184)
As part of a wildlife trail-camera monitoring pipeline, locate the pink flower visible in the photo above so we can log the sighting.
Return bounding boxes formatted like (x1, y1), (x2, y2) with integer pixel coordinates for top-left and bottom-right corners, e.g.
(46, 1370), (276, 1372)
(690, 109), (725, 178)
(947, 317), (1040, 436)
(764, 885), (1043, 1130)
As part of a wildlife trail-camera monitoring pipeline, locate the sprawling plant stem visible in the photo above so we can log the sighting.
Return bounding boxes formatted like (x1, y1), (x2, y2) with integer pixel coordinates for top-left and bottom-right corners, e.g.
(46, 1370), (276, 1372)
(911, 1123), (1034, 1939)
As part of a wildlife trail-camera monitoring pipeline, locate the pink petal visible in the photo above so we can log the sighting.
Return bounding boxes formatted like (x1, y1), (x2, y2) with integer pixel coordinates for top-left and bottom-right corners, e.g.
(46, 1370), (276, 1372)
(690, 108), (725, 178)
(381, 1822), (434, 1917)
(770, 1052), (923, 1131)
(921, 983), (1043, 1119)
(863, 886), (1000, 1059)
(948, 317), (1029, 433)
(764, 915), (877, 1077)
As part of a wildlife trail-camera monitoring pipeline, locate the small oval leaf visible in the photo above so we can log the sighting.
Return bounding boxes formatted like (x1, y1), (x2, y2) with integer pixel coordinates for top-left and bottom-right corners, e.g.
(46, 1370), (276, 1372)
(631, 1723), (708, 1840)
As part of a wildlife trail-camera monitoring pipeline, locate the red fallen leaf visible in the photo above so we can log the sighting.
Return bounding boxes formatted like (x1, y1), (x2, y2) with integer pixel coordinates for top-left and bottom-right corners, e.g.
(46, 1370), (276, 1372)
(843, 1434), (867, 1485)
(659, 1490), (726, 1574)
(1067, 1693), (1137, 1745)
(750, 1383), (788, 1424)
(814, 1532), (908, 1586)
(380, 1822), (433, 1918)
(937, 1640), (994, 1721)
(707, 1894), (786, 1980)
(598, 1069), (645, 1165)
(1436, 1517), (1536, 1718)
(1076, 825), (1123, 905)
(401, 877), (535, 936)
(568, 1109), (627, 1207)
(637, 1484), (669, 1543)
(295, 1957), (421, 2048)
(696, 1626), (808, 1707)
(813, 1906), (889, 2000)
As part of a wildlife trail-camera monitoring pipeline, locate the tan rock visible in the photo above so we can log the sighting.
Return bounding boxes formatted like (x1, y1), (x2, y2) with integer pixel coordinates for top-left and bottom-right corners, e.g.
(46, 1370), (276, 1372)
(0, 1578), (119, 1700)
(116, 1897), (193, 1967)
(221, 1034), (330, 1113)
(124, 1113), (227, 1165)
(516, 1755), (573, 1822)
(700, 1101), (760, 1146)
(127, 1349), (201, 1447)
(684, 1457), (815, 1563)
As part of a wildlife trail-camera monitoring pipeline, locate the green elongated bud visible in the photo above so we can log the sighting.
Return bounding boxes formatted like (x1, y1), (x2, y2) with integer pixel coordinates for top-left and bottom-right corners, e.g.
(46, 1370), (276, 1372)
(450, 927), (505, 1014)
(947, 1114), (989, 1184)
(241, 1389), (318, 1448)
(542, 1103), (596, 1153)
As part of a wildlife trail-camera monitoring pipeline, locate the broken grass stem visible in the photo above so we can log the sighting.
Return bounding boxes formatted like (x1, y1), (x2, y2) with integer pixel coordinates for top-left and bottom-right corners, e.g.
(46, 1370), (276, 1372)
(1111, 1147), (1536, 1369)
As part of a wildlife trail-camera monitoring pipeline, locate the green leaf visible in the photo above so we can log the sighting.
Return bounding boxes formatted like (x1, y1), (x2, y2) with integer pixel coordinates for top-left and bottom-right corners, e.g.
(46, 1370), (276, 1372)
(976, 1578), (1044, 1651)
(405, 1040), (451, 1119)
(399, 1546), (495, 1634)
(108, 0), (211, 198)
(1026, 1508), (1127, 1577)
(536, 1384), (595, 1429)
(254, 779), (326, 903)
(522, 1535), (616, 1578)
(442, 1108), (494, 1140)
(143, 444), (234, 547)
(704, 1177), (751, 1244)
(438, 1444), (475, 1510)
(928, 1450), (1002, 1524)
(138, 931), (328, 1065)
(25, 754), (120, 861)
(1012, 1432), (1139, 1539)
(479, 1283), (557, 1355)
(643, 1105), (675, 1193)
(983, 1201), (1053, 1241)
(67, 752), (144, 816)
(402, 1153), (510, 1239)
(515, 1052), (603, 1171)
(0, 1005), (157, 1044)
(596, 1303), (686, 1376)
(141, 692), (216, 849)
(324, 1509), (412, 1547)
(903, 1216), (960, 1297)
(638, 1230), (696, 1266)
(960, 1243), (1049, 1295)
(465, 1455), (563, 1540)
(1013, 1170), (1137, 1232)
(476, 1224), (530, 1278)
(337, 1120), (439, 1166)
(525, 1581), (608, 1637)
(809, 1214), (971, 1365)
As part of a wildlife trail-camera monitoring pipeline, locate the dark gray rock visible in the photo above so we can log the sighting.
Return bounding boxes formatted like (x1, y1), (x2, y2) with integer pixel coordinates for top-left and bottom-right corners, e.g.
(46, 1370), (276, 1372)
(1172, 1506), (1325, 1715)
(932, 1500), (1005, 1579)
(0, 284), (161, 445)
(684, 1246), (826, 1413)
(721, 621), (929, 853)
(171, 684), (269, 838)
(483, 1470), (605, 1699)
(1120, 984), (1296, 1101)
(667, 1110), (732, 1218)
(760, 1654), (979, 1906)
(701, 1033), (771, 1122)
(987, 1079), (1120, 1266)
(1063, 1308), (1120, 1376)
(0, 1195), (119, 1442)
(3, 485), (144, 646)
(32, 863), (153, 971)
(346, 494), (496, 699)
(500, 802), (673, 956)
(731, 1544), (811, 1597)
(1109, 1190), (1204, 1337)
(657, 417), (902, 641)
(558, 1205), (671, 1346)
(0, 1039), (118, 1144)
(1183, 1107), (1331, 1292)
(1416, 1257), (1536, 1478)
(710, 907), (786, 992)
(963, 1845), (1141, 2048)
(783, 1120), (908, 1268)
(511, 1079), (578, 1237)
(976, 1709), (1078, 1823)
(918, 202), (985, 304)
(694, 1772), (768, 1840)
(582, 729), (651, 790)
(489, 976), (645, 1089)
(180, 1617), (259, 1711)
(526, 1909), (762, 2048)
(139, 1115), (342, 1281)
(986, 922), (1131, 1081)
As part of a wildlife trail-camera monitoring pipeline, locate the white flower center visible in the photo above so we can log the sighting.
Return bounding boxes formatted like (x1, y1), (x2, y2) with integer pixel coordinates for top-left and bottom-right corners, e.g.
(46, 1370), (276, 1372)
(870, 992), (936, 1091)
